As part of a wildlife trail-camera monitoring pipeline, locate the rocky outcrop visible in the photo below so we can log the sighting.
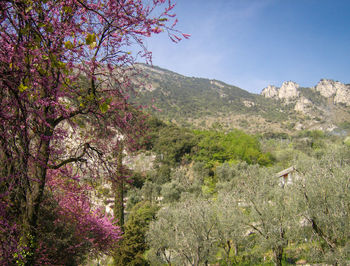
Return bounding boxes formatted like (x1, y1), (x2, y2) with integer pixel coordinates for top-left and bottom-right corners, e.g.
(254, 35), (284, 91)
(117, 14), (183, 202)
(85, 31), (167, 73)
(279, 81), (300, 100)
(262, 79), (350, 107)
(314, 79), (350, 106)
(334, 85), (350, 106)
(261, 85), (278, 98)
(314, 79), (340, 98)
(210, 80), (225, 88)
(294, 97), (312, 114)
(261, 81), (299, 101)
(243, 100), (255, 107)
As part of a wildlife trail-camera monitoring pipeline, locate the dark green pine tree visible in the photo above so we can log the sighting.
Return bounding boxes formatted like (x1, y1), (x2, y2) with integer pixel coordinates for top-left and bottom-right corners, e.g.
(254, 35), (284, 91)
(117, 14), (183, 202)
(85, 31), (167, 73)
(113, 201), (158, 266)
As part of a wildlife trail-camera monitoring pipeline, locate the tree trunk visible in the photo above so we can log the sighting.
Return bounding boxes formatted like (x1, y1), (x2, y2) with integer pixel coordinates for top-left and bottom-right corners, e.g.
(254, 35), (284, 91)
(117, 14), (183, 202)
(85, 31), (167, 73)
(113, 142), (124, 229)
(113, 178), (124, 229)
(234, 242), (238, 256)
(272, 246), (283, 266)
(21, 138), (50, 265)
(223, 240), (232, 265)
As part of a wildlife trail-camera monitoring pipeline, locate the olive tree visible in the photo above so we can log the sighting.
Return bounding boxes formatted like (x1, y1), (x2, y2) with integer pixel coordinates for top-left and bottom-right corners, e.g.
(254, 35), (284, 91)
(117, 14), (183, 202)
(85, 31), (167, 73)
(295, 146), (350, 265)
(231, 165), (298, 266)
(147, 197), (219, 266)
(215, 191), (251, 265)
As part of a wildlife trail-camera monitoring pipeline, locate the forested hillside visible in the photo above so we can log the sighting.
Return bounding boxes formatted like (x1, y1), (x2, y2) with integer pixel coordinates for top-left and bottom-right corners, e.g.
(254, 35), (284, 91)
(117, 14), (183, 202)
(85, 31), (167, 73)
(122, 119), (350, 265)
(133, 64), (350, 135)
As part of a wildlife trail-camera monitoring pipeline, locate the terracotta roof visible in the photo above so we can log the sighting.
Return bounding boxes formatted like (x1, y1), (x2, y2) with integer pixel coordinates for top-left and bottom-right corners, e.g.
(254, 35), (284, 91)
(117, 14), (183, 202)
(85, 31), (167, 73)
(276, 166), (295, 178)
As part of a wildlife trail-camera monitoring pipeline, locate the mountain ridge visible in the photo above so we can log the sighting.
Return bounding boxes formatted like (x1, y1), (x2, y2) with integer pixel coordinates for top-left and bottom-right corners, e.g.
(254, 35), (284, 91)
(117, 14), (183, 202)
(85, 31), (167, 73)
(132, 64), (350, 135)
(261, 79), (350, 106)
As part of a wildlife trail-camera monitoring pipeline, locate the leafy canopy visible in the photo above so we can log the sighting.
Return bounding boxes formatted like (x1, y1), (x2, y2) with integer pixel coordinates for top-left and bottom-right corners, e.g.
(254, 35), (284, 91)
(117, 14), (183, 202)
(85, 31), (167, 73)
(0, 0), (184, 264)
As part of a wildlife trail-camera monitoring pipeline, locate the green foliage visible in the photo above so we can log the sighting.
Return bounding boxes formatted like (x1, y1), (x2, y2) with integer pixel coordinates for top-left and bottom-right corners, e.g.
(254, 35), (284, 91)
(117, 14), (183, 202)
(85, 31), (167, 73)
(134, 66), (254, 123)
(150, 164), (171, 185)
(160, 180), (184, 203)
(233, 165), (298, 265)
(130, 171), (145, 189)
(168, 166), (203, 197)
(152, 125), (198, 166)
(344, 136), (350, 146)
(15, 234), (36, 266)
(140, 181), (161, 203)
(262, 132), (290, 140)
(215, 191), (259, 265)
(147, 197), (219, 265)
(113, 201), (158, 266)
(37, 193), (91, 265)
(298, 87), (326, 106)
(144, 118), (278, 176)
(338, 121), (350, 131)
(118, 107), (350, 265)
(125, 188), (143, 211)
(295, 146), (350, 265)
(201, 175), (217, 196)
(215, 161), (249, 184)
(297, 130), (325, 139)
(193, 129), (274, 167)
(191, 161), (210, 181)
(141, 132), (350, 265)
(139, 117), (167, 150)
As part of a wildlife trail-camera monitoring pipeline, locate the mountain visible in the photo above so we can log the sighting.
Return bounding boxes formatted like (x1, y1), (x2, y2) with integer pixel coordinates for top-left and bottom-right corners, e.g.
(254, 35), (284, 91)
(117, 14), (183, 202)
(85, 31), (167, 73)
(132, 64), (350, 135)
(261, 80), (350, 133)
(261, 79), (350, 106)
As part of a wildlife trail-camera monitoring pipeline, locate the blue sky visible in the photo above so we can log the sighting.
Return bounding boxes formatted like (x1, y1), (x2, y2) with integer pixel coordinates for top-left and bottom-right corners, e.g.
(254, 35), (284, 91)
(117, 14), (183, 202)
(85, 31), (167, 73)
(144, 0), (350, 94)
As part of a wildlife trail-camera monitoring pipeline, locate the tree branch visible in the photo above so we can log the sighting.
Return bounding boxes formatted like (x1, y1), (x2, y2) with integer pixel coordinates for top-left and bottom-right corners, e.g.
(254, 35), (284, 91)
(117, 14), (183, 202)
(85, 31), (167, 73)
(48, 143), (90, 169)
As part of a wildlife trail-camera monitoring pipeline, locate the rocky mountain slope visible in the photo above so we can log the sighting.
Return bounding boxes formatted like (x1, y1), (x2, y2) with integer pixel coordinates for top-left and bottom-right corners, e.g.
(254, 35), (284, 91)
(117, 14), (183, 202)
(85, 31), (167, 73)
(261, 79), (350, 133)
(132, 64), (350, 134)
(262, 79), (350, 106)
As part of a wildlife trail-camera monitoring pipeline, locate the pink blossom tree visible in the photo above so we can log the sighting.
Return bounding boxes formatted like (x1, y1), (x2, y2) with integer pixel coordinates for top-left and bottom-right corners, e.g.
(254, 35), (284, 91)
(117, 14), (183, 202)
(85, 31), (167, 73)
(41, 167), (122, 265)
(0, 0), (186, 264)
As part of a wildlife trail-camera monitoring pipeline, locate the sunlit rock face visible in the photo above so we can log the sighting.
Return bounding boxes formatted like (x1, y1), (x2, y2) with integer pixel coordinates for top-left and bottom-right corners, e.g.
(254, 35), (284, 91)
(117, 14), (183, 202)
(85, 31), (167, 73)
(315, 79), (350, 106)
(278, 81), (300, 100)
(334, 85), (350, 106)
(261, 82), (299, 100)
(261, 79), (350, 107)
(261, 85), (279, 98)
(294, 97), (312, 113)
(315, 79), (341, 98)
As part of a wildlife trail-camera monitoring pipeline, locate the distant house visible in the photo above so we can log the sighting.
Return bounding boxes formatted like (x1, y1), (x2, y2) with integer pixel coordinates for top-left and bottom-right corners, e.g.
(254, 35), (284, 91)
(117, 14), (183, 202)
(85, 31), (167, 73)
(276, 166), (298, 187)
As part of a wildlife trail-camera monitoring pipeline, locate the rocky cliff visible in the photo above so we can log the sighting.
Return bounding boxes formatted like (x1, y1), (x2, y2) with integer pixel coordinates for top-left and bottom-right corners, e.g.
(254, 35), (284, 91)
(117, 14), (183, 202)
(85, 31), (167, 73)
(314, 79), (350, 106)
(262, 79), (350, 107)
(259, 79), (350, 132)
(262, 81), (300, 101)
(261, 85), (279, 98)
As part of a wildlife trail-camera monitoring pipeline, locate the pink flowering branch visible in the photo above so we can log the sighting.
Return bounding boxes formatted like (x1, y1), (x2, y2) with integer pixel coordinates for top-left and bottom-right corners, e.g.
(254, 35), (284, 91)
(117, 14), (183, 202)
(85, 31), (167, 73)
(0, 0), (185, 264)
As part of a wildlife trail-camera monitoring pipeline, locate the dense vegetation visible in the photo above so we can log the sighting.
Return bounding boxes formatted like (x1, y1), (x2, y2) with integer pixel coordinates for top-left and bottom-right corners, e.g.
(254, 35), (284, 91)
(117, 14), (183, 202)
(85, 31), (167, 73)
(133, 65), (293, 128)
(142, 117), (273, 167)
(122, 122), (350, 266)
